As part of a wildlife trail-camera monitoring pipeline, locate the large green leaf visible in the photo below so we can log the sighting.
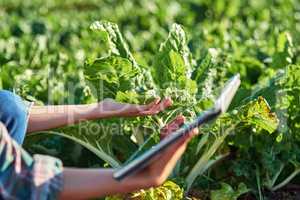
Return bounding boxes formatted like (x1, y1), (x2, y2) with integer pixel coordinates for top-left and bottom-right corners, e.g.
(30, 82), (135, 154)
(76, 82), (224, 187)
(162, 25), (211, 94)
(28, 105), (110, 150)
(84, 55), (138, 99)
(246, 65), (300, 138)
(152, 24), (197, 95)
(90, 20), (138, 67)
(88, 21), (157, 102)
(237, 96), (279, 134)
(192, 48), (229, 108)
(159, 23), (194, 75)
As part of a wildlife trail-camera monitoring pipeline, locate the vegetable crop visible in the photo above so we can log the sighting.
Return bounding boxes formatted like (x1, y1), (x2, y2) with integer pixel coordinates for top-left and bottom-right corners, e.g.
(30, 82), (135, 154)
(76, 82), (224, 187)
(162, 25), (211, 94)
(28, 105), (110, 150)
(1, 0), (300, 199)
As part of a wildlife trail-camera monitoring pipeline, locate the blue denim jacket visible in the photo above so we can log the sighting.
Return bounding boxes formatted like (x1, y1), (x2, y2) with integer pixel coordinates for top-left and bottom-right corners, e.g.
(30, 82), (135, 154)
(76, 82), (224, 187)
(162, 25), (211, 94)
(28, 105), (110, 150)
(0, 90), (32, 144)
(0, 90), (63, 200)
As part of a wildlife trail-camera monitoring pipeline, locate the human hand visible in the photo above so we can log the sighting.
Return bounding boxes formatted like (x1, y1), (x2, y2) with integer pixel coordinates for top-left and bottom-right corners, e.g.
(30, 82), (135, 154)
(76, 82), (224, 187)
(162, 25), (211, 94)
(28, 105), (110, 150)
(98, 97), (172, 118)
(126, 115), (198, 189)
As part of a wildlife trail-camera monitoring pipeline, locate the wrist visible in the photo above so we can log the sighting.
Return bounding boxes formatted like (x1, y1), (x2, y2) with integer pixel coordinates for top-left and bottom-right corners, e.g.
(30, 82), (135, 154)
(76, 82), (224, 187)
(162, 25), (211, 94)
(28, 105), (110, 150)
(94, 101), (115, 119)
(105, 169), (141, 194)
(73, 103), (104, 121)
(78, 102), (114, 120)
(96, 100), (127, 119)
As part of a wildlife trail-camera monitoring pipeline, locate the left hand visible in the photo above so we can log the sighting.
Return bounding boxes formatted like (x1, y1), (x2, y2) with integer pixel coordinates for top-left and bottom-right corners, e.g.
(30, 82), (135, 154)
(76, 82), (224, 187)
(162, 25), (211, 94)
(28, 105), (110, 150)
(124, 115), (198, 189)
(98, 97), (172, 118)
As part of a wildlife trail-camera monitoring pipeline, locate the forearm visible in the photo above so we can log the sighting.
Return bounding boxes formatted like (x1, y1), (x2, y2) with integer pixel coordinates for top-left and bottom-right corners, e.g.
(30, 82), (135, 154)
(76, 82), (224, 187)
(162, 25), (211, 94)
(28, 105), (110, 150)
(59, 168), (147, 200)
(27, 104), (102, 133)
(27, 98), (171, 133)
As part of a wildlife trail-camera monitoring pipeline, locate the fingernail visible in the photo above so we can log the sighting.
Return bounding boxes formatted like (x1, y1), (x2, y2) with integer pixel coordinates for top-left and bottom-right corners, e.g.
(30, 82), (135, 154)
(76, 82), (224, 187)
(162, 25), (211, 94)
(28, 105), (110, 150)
(178, 115), (185, 121)
(175, 116), (184, 122)
(167, 98), (173, 105)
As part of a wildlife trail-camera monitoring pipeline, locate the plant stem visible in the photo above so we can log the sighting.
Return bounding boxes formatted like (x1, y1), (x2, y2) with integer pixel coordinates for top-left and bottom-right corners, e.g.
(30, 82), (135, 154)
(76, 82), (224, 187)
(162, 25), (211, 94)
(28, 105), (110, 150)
(271, 168), (300, 191)
(256, 166), (263, 200)
(270, 163), (285, 188)
(29, 131), (121, 168)
(185, 127), (233, 191)
(196, 133), (209, 154)
(132, 127), (144, 145)
(200, 152), (230, 173)
(154, 115), (164, 128)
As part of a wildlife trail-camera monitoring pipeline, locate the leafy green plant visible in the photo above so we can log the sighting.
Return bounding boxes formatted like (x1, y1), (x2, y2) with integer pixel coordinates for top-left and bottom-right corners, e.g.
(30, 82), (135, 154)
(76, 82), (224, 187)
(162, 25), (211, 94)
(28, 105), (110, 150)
(185, 96), (279, 191)
(25, 20), (285, 199)
(106, 181), (183, 200)
(83, 21), (282, 197)
(2, 1), (300, 199)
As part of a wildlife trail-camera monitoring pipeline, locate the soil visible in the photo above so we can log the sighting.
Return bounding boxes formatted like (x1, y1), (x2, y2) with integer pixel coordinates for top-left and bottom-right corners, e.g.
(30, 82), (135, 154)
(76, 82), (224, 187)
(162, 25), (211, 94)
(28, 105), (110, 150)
(186, 184), (300, 200)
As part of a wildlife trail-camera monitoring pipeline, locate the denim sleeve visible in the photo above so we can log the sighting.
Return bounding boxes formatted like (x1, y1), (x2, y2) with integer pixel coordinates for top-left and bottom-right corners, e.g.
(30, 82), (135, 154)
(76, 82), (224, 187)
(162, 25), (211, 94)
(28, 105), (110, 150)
(0, 90), (33, 144)
(0, 123), (63, 200)
(23, 99), (34, 115)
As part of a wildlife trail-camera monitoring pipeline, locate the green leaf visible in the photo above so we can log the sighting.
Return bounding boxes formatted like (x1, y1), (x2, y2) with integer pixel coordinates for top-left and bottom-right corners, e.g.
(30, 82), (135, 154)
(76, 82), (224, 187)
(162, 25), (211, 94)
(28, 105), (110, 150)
(89, 21), (157, 101)
(192, 48), (229, 107)
(153, 50), (186, 87)
(248, 65), (300, 138)
(90, 21), (138, 67)
(84, 55), (138, 99)
(238, 96), (279, 134)
(272, 32), (294, 68)
(192, 49), (214, 84)
(152, 23), (197, 95)
(106, 181), (183, 200)
(159, 23), (194, 75)
(185, 97), (278, 191)
(211, 183), (250, 200)
(115, 90), (140, 104)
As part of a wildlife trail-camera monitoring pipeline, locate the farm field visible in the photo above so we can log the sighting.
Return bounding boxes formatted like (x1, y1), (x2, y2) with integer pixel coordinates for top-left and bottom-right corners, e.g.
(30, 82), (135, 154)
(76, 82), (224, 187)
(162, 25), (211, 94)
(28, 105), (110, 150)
(0, 0), (300, 199)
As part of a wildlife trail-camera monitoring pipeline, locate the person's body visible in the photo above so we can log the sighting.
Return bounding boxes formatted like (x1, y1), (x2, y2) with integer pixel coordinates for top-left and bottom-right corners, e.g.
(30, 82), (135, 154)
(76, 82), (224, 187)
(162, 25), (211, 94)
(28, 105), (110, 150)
(0, 90), (198, 199)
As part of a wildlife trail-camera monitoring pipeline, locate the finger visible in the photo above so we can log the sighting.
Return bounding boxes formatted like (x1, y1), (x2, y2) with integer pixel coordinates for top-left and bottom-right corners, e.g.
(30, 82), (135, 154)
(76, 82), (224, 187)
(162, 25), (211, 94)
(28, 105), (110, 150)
(154, 97), (172, 112)
(162, 97), (173, 107)
(125, 98), (160, 114)
(160, 115), (185, 139)
(140, 98), (161, 112)
(162, 116), (199, 140)
(115, 98), (160, 117)
(137, 98), (161, 114)
(146, 98), (161, 109)
(142, 97), (172, 115)
(183, 128), (199, 142)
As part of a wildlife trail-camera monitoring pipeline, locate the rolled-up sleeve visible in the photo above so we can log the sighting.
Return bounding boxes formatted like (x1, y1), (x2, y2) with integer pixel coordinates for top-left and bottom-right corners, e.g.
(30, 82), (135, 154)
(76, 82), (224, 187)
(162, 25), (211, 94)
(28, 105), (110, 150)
(0, 90), (34, 144)
(0, 123), (63, 200)
(23, 99), (34, 121)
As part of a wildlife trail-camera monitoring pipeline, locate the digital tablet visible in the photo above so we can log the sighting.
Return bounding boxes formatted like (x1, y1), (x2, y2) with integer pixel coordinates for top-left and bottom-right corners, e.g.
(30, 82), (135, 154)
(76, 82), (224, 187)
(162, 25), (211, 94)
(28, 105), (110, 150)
(113, 74), (241, 181)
